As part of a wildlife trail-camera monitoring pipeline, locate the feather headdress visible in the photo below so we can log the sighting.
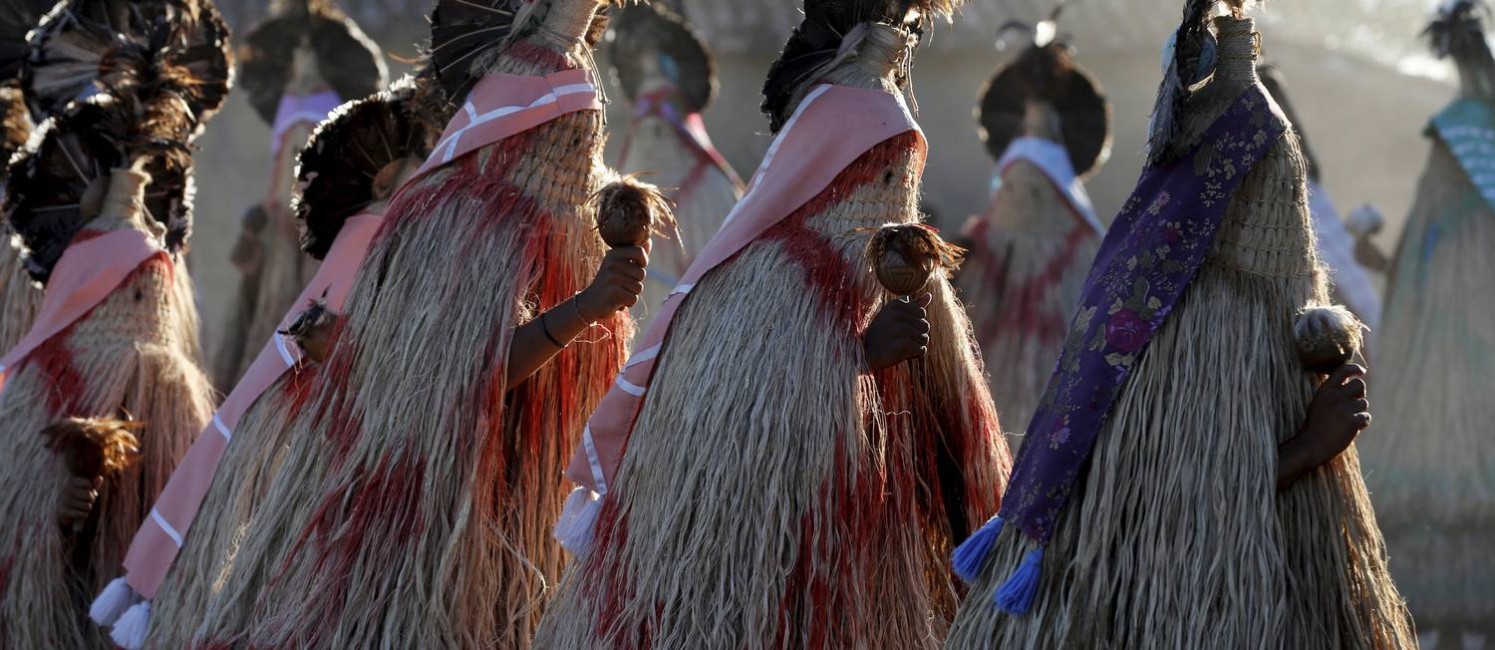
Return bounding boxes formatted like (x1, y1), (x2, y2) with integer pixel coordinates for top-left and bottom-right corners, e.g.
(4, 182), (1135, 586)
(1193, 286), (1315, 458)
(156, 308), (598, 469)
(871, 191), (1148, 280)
(5, 33), (200, 282)
(237, 0), (387, 124)
(1144, 0), (1227, 165)
(293, 71), (449, 260)
(761, 0), (963, 133)
(0, 0), (49, 83)
(428, 0), (618, 105)
(1425, 0), (1495, 102)
(24, 0), (232, 126)
(978, 1), (1111, 176)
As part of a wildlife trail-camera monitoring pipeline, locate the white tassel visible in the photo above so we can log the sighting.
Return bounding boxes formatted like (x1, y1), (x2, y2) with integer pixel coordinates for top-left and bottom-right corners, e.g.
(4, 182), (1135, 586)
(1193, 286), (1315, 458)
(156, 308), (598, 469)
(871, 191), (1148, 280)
(110, 601), (152, 650)
(89, 577), (139, 626)
(554, 487), (604, 556)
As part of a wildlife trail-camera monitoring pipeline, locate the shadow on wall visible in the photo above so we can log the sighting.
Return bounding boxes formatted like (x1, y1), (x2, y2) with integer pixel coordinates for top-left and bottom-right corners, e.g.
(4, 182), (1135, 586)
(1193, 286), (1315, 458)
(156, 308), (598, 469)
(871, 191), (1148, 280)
(188, 39), (1451, 343)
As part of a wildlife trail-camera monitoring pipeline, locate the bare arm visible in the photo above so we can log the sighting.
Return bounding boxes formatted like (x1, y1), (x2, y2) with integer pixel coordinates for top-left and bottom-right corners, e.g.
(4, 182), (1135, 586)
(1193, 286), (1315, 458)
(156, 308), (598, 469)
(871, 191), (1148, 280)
(505, 245), (648, 387)
(1277, 364), (1370, 490)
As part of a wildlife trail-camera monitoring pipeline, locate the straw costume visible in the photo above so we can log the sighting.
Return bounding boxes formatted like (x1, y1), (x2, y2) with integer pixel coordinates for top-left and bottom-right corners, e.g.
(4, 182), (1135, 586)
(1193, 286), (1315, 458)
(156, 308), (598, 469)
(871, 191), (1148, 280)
(213, 0), (386, 387)
(0, 85), (42, 353)
(947, 6), (1413, 648)
(608, 3), (743, 332)
(25, 0), (235, 367)
(87, 74), (449, 650)
(0, 29), (217, 648)
(1257, 63), (1382, 333)
(192, 1), (642, 647)
(957, 7), (1110, 428)
(1358, 1), (1495, 642)
(536, 2), (1010, 647)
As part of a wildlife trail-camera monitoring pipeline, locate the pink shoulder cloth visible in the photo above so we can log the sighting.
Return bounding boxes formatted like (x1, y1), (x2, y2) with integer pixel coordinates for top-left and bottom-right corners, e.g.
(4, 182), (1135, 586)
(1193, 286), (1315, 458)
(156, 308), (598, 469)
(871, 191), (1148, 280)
(557, 85), (924, 551)
(98, 215), (380, 621)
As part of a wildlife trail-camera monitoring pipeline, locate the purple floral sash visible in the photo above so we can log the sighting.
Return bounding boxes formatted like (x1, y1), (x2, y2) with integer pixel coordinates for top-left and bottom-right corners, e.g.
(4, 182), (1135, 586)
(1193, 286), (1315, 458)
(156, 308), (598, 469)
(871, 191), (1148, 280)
(1001, 85), (1287, 542)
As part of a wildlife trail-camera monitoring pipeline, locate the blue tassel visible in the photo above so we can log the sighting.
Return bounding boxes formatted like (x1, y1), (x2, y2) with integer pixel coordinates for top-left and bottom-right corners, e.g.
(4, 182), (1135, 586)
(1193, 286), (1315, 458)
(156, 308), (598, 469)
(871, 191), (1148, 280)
(993, 545), (1046, 615)
(952, 516), (1004, 583)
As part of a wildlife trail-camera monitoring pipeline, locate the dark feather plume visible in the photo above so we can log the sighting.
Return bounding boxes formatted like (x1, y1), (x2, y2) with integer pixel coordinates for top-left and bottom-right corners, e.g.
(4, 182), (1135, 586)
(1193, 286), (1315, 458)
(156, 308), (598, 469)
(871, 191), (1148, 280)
(293, 72), (449, 260)
(5, 34), (200, 282)
(0, 0), (50, 83)
(1424, 0), (1495, 102)
(1145, 0), (1216, 165)
(24, 0), (234, 127)
(238, 0), (387, 125)
(761, 0), (962, 133)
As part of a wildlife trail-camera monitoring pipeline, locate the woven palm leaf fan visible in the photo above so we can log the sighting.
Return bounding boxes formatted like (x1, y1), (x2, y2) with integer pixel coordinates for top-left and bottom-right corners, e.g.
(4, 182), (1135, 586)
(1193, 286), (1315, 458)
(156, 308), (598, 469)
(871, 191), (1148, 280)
(5, 48), (199, 282)
(24, 0), (233, 126)
(293, 72), (448, 260)
(429, 0), (611, 106)
(976, 3), (1110, 177)
(606, 3), (715, 114)
(238, 0), (387, 125)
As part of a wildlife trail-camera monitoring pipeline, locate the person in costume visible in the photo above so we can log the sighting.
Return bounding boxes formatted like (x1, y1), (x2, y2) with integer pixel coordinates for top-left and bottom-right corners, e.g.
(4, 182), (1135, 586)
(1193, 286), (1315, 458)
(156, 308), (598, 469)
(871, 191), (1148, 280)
(1257, 62), (1383, 335)
(946, 3), (1414, 647)
(25, 0), (235, 366)
(213, 0), (386, 387)
(607, 2), (743, 333)
(536, 1), (1011, 646)
(1358, 1), (1495, 645)
(956, 5), (1110, 428)
(0, 26), (218, 648)
(192, 1), (649, 647)
(87, 72), (450, 650)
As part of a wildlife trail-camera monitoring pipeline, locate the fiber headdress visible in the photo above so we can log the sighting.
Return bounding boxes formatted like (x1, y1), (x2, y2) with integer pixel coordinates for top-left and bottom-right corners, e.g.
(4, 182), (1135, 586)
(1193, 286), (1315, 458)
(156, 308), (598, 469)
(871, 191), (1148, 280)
(978, 3), (1110, 177)
(607, 3), (715, 114)
(293, 71), (448, 260)
(24, 0), (232, 127)
(237, 0), (387, 125)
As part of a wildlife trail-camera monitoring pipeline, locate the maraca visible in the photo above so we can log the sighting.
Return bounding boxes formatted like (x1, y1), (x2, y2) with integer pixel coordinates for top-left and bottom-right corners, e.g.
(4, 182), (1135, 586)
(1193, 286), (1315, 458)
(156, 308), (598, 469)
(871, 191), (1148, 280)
(594, 174), (674, 249)
(1294, 305), (1365, 374)
(43, 416), (142, 532)
(867, 223), (962, 298)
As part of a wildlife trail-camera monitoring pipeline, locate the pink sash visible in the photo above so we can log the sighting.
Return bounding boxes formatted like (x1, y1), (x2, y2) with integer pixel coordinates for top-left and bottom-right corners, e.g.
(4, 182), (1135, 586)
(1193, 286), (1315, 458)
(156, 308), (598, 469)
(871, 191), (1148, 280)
(409, 68), (603, 184)
(0, 230), (166, 393)
(117, 214), (381, 600)
(564, 84), (924, 496)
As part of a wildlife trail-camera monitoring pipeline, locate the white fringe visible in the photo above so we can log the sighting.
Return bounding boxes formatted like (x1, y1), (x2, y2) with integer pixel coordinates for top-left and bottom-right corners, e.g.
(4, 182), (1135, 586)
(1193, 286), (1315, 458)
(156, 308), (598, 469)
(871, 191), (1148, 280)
(110, 601), (152, 649)
(89, 577), (141, 626)
(554, 487), (603, 557)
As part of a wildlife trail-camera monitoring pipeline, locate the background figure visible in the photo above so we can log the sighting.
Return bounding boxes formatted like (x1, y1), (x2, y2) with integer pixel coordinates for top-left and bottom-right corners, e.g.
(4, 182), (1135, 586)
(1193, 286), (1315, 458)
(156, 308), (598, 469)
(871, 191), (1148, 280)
(212, 0), (385, 387)
(1258, 63), (1383, 336)
(1359, 2), (1495, 646)
(948, 9), (1410, 648)
(0, 84), (41, 352)
(957, 7), (1110, 429)
(608, 2), (743, 334)
(0, 22), (221, 644)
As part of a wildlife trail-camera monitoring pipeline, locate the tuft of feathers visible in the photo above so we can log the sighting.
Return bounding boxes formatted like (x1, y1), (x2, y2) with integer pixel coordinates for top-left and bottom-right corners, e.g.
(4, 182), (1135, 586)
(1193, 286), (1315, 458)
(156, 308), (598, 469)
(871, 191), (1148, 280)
(5, 42), (201, 282)
(429, 0), (616, 106)
(978, 3), (1111, 177)
(761, 0), (963, 133)
(867, 222), (963, 296)
(1145, 0), (1218, 166)
(1294, 305), (1365, 374)
(1424, 0), (1495, 101)
(292, 71), (450, 260)
(24, 0), (234, 127)
(237, 0), (387, 125)
(43, 416), (143, 480)
(592, 173), (675, 249)
(606, 3), (716, 114)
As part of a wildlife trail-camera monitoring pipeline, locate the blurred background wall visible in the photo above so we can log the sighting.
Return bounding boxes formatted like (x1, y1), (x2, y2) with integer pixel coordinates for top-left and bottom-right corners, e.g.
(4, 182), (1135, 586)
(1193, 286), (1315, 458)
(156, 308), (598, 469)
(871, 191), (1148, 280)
(189, 0), (1451, 346)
